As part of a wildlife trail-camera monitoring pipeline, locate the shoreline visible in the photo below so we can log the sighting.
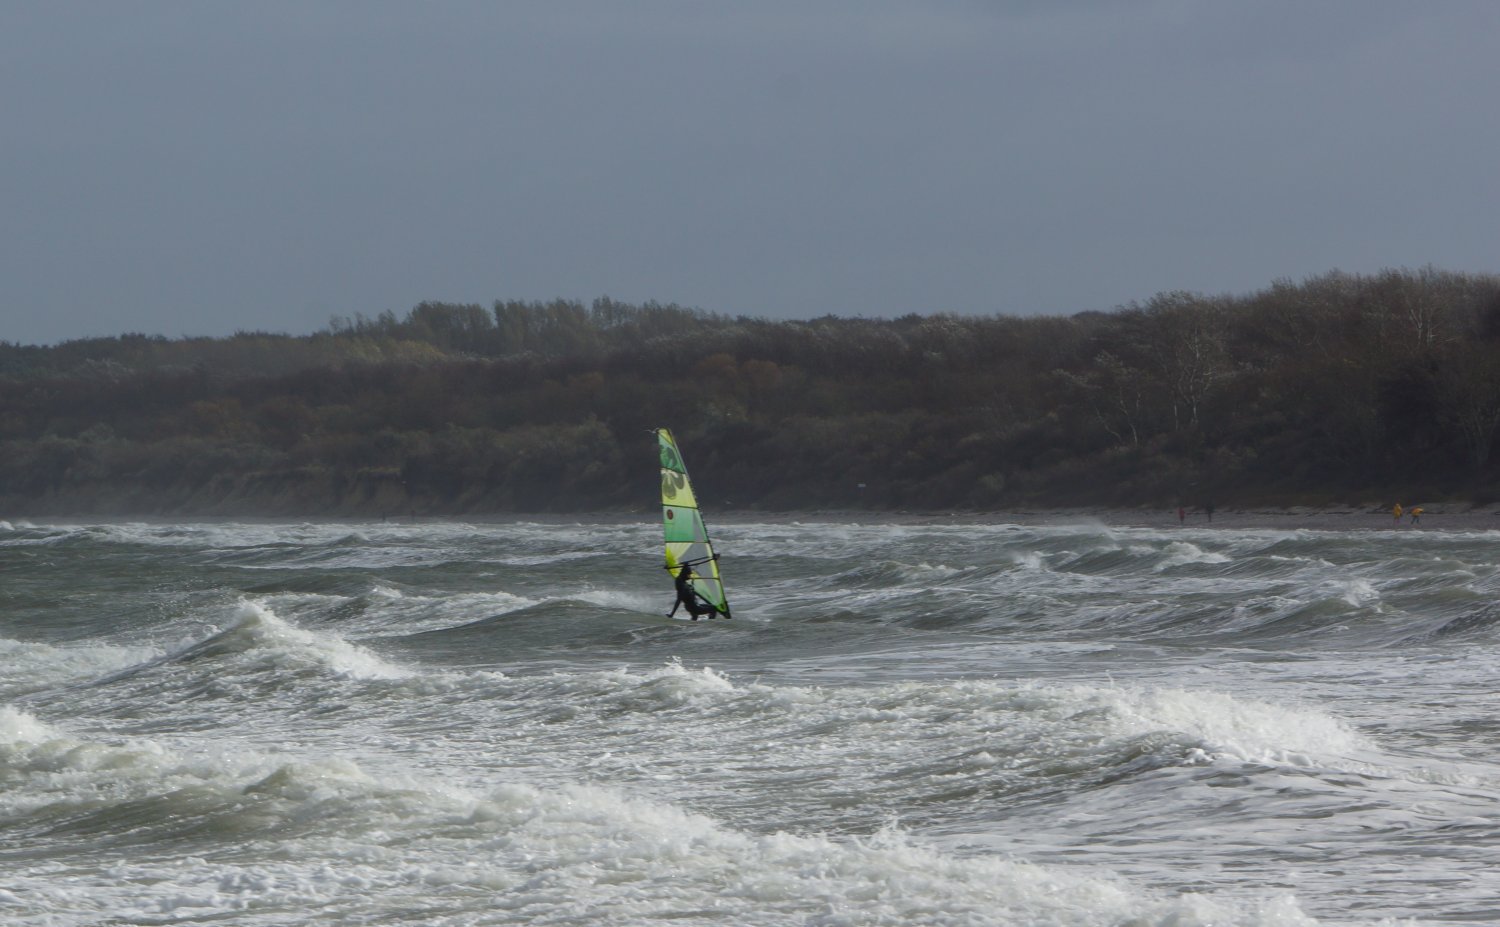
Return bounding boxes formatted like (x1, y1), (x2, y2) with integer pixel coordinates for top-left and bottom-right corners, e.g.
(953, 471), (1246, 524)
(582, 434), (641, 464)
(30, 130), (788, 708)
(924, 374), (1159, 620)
(5, 504), (1497, 532)
(705, 504), (1498, 532)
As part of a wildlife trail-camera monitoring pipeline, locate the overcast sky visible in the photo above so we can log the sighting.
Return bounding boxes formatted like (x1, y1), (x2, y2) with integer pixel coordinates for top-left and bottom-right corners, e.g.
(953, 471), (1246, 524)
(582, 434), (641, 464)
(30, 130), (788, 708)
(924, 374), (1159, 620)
(3, 1), (1497, 345)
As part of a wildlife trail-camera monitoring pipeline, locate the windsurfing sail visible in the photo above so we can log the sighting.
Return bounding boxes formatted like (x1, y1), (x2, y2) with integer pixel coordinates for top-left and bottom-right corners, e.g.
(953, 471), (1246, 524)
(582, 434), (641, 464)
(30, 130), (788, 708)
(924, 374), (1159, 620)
(656, 427), (731, 618)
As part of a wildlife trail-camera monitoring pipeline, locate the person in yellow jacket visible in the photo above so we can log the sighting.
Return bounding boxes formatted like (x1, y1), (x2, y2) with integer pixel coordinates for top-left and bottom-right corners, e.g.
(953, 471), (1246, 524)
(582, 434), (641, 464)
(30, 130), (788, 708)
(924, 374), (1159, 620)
(1409, 506), (1423, 525)
(1393, 503), (1403, 524)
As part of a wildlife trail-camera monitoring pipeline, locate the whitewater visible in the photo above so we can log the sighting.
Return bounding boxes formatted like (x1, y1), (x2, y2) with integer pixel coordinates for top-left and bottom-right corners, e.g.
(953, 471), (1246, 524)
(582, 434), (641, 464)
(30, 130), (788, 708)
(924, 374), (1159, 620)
(3, 517), (1499, 926)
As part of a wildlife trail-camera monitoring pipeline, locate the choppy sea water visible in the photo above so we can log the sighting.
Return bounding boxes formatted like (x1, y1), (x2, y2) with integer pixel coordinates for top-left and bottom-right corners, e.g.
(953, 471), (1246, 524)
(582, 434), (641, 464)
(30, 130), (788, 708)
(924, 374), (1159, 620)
(3, 517), (1500, 926)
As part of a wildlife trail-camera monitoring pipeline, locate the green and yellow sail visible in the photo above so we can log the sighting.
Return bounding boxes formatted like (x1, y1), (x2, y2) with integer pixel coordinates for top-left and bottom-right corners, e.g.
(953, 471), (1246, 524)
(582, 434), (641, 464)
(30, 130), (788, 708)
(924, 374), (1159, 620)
(656, 427), (731, 618)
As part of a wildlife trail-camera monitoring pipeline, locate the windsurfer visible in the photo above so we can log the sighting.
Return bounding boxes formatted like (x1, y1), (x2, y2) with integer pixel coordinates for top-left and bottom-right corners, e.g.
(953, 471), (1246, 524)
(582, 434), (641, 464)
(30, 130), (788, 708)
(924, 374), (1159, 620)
(669, 561), (723, 620)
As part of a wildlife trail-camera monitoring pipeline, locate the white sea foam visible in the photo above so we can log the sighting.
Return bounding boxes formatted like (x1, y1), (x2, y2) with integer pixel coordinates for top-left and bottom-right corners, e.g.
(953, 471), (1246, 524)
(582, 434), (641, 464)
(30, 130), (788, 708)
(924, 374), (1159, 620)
(1156, 541), (1233, 572)
(1095, 685), (1367, 765)
(902, 560), (966, 578)
(0, 638), (160, 695)
(0, 710), (1323, 927)
(488, 665), (1368, 803)
(530, 659), (740, 713)
(531, 666), (1365, 771)
(0, 704), (56, 745)
(1011, 549), (1048, 571)
(1331, 578), (1382, 608)
(205, 600), (412, 680)
(487, 549), (603, 566)
(349, 587), (540, 635)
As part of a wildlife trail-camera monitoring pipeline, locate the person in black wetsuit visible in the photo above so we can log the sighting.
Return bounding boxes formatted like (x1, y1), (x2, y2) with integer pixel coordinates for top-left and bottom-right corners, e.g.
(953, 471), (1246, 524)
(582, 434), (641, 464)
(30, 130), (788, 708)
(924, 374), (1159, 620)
(668, 561), (718, 620)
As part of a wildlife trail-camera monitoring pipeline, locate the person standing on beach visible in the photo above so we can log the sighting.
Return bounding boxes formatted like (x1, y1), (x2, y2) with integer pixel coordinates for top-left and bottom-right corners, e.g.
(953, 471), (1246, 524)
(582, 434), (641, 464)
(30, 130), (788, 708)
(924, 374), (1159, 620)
(1410, 506), (1423, 525)
(1393, 503), (1403, 524)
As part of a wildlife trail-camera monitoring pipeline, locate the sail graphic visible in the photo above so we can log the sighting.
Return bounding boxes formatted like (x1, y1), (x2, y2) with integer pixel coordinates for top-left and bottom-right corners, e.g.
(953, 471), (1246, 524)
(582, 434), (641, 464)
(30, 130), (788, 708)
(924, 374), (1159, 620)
(657, 427), (731, 618)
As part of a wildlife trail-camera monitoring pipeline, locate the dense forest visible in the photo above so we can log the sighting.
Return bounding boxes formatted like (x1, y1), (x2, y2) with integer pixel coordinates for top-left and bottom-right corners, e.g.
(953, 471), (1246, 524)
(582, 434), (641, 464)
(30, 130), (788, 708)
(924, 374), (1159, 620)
(3, 267), (1500, 516)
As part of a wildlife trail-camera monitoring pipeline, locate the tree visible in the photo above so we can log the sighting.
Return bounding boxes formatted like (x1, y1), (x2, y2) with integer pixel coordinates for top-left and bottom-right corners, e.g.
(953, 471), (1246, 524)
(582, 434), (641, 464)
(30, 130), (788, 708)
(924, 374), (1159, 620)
(1139, 292), (1230, 431)
(1055, 351), (1150, 447)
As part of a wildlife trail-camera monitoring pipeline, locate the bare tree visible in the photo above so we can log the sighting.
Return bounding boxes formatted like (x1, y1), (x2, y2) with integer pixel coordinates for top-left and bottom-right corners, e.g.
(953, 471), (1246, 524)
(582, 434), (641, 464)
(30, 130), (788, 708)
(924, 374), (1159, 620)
(1055, 351), (1150, 447)
(1140, 292), (1230, 431)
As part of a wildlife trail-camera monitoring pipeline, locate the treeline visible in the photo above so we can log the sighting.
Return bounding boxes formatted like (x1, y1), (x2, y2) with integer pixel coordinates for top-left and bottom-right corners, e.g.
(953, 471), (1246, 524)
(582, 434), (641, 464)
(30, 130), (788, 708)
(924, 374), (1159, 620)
(3, 267), (1499, 515)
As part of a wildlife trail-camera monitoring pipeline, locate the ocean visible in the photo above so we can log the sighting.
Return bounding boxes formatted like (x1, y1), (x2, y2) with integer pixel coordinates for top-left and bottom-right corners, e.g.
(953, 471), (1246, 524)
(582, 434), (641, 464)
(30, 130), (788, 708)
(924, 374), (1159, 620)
(2, 516), (1497, 926)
